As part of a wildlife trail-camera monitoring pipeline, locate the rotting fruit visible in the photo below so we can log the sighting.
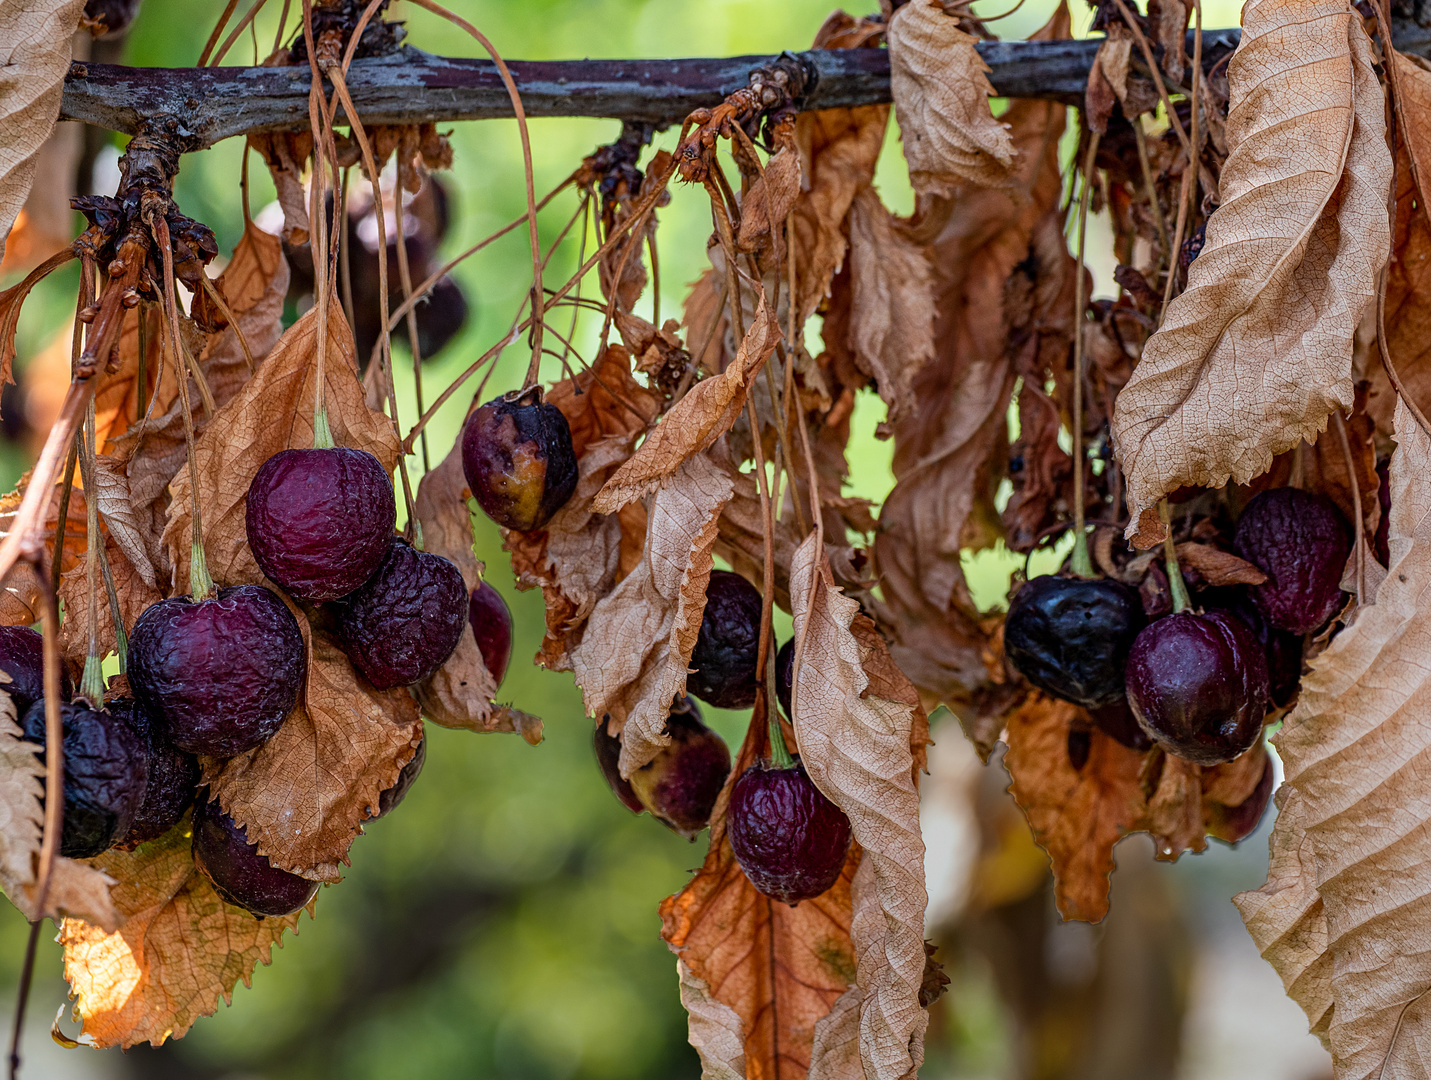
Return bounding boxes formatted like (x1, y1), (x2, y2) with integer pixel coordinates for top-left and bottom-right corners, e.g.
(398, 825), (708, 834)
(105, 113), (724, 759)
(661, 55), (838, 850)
(628, 699), (731, 840)
(1234, 487), (1352, 635)
(1124, 610), (1270, 766)
(461, 389), (578, 532)
(687, 570), (762, 710)
(775, 639), (794, 718)
(1199, 586), (1303, 709)
(21, 698), (150, 859)
(727, 758), (852, 905)
(1206, 753), (1276, 844)
(0, 624), (71, 717)
(192, 796), (319, 918)
(111, 696), (200, 849)
(370, 737), (426, 820)
(334, 539), (467, 689)
(468, 580), (513, 687)
(1004, 575), (1145, 709)
(129, 584), (306, 758)
(593, 717), (644, 814)
(245, 446), (396, 602)
(1086, 697), (1152, 752)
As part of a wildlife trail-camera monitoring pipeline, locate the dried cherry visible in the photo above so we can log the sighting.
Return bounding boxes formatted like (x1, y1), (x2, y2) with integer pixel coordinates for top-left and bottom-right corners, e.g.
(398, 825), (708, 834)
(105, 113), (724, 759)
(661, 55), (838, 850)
(628, 700), (731, 840)
(687, 570), (762, 710)
(774, 639), (793, 719)
(110, 697), (199, 849)
(461, 390), (578, 532)
(593, 717), (644, 814)
(1200, 586), (1303, 708)
(192, 797), (319, 918)
(727, 759), (852, 905)
(1234, 487), (1351, 635)
(370, 738), (426, 820)
(1086, 697), (1152, 751)
(0, 625), (70, 717)
(1206, 753), (1276, 844)
(468, 580), (513, 687)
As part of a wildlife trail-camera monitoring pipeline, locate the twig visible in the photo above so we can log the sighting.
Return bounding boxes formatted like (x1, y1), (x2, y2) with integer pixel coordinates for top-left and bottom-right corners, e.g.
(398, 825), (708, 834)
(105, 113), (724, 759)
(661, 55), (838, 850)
(1070, 132), (1099, 579)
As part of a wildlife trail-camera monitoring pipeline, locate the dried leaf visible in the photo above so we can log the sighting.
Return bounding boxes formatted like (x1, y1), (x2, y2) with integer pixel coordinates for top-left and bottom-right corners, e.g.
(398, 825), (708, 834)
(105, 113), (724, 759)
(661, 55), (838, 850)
(1148, 0), (1190, 84)
(1174, 542), (1267, 586)
(789, 534), (928, 1078)
(61, 824), (310, 1049)
(1112, 0), (1392, 547)
(0, 0), (87, 265)
(58, 493), (161, 667)
(886, 0), (1017, 197)
(0, 468), (87, 626)
(1144, 753), (1206, 861)
(737, 144), (802, 252)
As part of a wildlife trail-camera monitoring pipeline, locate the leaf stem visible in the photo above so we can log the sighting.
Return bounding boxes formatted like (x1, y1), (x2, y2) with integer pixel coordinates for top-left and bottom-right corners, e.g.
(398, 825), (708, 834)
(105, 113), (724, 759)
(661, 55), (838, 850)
(77, 401), (103, 709)
(1070, 131), (1099, 580)
(767, 705), (794, 770)
(1160, 499), (1191, 613)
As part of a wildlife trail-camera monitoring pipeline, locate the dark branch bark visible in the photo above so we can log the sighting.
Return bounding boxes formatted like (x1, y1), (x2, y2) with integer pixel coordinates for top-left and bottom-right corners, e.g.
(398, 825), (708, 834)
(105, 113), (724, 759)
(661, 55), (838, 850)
(55, 20), (1424, 150)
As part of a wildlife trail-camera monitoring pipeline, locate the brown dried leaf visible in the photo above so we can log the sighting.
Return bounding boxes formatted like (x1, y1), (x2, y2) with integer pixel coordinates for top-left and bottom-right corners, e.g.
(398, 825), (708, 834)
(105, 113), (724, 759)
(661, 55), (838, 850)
(1148, 0), (1190, 84)
(592, 299), (778, 514)
(789, 535), (928, 1077)
(164, 300), (399, 594)
(1144, 753), (1206, 861)
(570, 452), (733, 776)
(0, 468), (87, 626)
(737, 144), (802, 252)
(61, 824), (310, 1049)
(886, 0), (1017, 197)
(58, 494), (161, 667)
(248, 133), (311, 248)
(1112, 0), (1392, 547)
(1174, 542), (1267, 586)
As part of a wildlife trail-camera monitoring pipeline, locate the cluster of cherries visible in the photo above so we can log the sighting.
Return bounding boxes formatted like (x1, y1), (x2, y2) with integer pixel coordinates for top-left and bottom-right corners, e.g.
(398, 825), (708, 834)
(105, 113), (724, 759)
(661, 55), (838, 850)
(1005, 486), (1350, 827)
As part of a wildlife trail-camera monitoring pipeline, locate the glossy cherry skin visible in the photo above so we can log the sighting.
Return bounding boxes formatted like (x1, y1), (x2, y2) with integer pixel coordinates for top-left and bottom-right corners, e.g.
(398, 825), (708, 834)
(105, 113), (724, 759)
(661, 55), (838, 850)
(1199, 586), (1303, 708)
(21, 698), (149, 858)
(129, 584), (306, 758)
(1234, 487), (1351, 634)
(727, 759), (852, 905)
(0, 625), (71, 717)
(192, 797), (319, 918)
(628, 701), (731, 840)
(1086, 697), (1152, 752)
(468, 580), (513, 688)
(334, 540), (467, 689)
(1125, 610), (1270, 766)
(461, 393), (578, 532)
(593, 718), (644, 814)
(110, 696), (200, 849)
(687, 571), (763, 710)
(245, 447), (396, 601)
(1004, 575), (1145, 709)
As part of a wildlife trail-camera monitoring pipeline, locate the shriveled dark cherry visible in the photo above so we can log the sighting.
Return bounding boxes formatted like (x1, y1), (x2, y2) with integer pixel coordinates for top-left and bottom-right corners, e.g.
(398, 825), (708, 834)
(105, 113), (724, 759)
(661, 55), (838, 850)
(334, 540), (466, 689)
(1087, 697), (1152, 752)
(687, 570), (763, 710)
(1234, 487), (1351, 635)
(461, 390), (578, 532)
(371, 738), (426, 820)
(414, 275), (469, 359)
(775, 639), (794, 719)
(129, 584), (306, 758)
(1206, 753), (1275, 844)
(728, 759), (852, 906)
(1125, 610), (1270, 766)
(0, 624), (70, 717)
(1375, 459), (1391, 567)
(192, 797), (318, 918)
(245, 447), (396, 601)
(629, 700), (731, 840)
(1200, 586), (1303, 708)
(593, 717), (644, 814)
(468, 580), (513, 687)
(110, 696), (199, 849)
(1004, 575), (1145, 709)
(21, 698), (149, 858)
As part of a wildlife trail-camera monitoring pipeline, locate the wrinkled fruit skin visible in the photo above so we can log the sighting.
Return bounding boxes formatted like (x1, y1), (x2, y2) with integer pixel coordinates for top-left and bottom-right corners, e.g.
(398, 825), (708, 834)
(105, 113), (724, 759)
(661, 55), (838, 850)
(21, 699), (149, 858)
(593, 718), (644, 814)
(246, 447), (396, 601)
(110, 697), (200, 849)
(335, 540), (466, 689)
(1005, 575), (1145, 709)
(1087, 697), (1152, 752)
(372, 738), (426, 820)
(192, 797), (319, 918)
(130, 584), (306, 758)
(727, 759), (852, 906)
(1234, 487), (1351, 635)
(468, 581), (513, 687)
(687, 570), (763, 710)
(1125, 611), (1270, 766)
(0, 624), (70, 717)
(461, 395), (578, 532)
(775, 639), (794, 719)
(1207, 754), (1276, 844)
(628, 701), (731, 840)
(1200, 586), (1303, 708)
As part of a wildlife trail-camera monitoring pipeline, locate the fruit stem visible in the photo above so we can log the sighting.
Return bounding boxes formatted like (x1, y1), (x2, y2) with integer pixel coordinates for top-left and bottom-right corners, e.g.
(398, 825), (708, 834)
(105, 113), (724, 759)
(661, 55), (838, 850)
(1069, 131), (1100, 581)
(77, 401), (103, 709)
(1160, 499), (1191, 613)
(767, 707), (794, 771)
(313, 406), (335, 450)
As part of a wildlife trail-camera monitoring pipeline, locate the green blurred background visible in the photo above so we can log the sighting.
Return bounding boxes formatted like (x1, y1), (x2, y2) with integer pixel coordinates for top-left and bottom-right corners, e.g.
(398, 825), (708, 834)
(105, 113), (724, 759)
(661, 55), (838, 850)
(0, 1), (1329, 1079)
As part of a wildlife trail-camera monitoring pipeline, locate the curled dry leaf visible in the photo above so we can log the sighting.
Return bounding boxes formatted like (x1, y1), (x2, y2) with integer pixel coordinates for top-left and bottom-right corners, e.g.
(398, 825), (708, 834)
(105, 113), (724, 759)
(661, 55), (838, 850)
(0, 465), (87, 626)
(789, 534), (929, 1078)
(58, 486), (161, 667)
(1173, 542), (1267, 586)
(1144, 752), (1206, 862)
(886, 0), (1017, 197)
(1251, 399), (1431, 1078)
(61, 824), (310, 1049)
(737, 143), (801, 252)
(570, 452), (733, 777)
(1112, 0), (1392, 547)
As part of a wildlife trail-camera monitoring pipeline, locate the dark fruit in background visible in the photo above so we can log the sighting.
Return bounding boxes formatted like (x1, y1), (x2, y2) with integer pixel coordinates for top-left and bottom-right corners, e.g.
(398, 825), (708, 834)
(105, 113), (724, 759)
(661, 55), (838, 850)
(245, 447), (396, 601)
(1234, 487), (1351, 635)
(593, 718), (644, 814)
(334, 540), (466, 689)
(775, 639), (794, 718)
(1206, 754), (1276, 844)
(21, 698), (149, 859)
(1087, 697), (1152, 752)
(468, 581), (513, 687)
(0, 624), (71, 717)
(1375, 459), (1391, 567)
(129, 584), (306, 758)
(1004, 575), (1145, 709)
(1200, 586), (1303, 708)
(461, 392), (578, 532)
(192, 797), (319, 918)
(370, 738), (426, 820)
(687, 570), (762, 710)
(728, 759), (852, 906)
(111, 697), (200, 849)
(1125, 611), (1270, 766)
(628, 700), (731, 840)
(414, 276), (469, 359)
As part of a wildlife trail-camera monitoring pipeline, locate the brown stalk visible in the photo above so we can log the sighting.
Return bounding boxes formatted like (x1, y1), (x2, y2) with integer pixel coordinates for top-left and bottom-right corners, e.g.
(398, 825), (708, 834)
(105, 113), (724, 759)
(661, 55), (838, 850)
(1159, 167), (1194, 318)
(1132, 117), (1170, 269)
(197, 0), (243, 65)
(1070, 132), (1099, 578)
(1332, 410), (1367, 606)
(1110, 0), (1191, 157)
(198, 273), (255, 374)
(302, 0), (333, 442)
(208, 0), (272, 67)
(340, 0), (389, 72)
(392, 174), (431, 471)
